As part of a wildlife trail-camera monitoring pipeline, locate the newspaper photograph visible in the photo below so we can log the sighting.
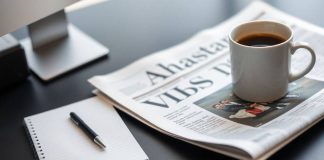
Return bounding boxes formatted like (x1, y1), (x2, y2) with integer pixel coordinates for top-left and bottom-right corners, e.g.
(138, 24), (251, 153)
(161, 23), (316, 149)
(194, 78), (324, 127)
(89, 1), (324, 160)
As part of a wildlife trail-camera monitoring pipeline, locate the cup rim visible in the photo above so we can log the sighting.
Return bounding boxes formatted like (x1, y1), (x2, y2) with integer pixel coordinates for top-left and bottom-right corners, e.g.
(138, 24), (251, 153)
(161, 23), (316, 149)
(229, 20), (293, 49)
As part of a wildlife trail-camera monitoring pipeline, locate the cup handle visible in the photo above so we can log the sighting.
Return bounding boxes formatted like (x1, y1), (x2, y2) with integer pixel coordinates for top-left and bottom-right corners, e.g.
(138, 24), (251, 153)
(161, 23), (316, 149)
(289, 42), (316, 82)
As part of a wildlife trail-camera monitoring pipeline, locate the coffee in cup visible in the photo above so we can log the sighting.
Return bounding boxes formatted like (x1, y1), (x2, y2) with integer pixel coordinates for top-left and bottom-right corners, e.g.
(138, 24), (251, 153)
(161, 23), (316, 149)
(237, 33), (286, 47)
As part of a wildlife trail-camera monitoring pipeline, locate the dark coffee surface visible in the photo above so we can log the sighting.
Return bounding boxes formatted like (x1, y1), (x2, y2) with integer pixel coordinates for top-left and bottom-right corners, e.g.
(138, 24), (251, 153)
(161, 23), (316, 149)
(237, 33), (286, 47)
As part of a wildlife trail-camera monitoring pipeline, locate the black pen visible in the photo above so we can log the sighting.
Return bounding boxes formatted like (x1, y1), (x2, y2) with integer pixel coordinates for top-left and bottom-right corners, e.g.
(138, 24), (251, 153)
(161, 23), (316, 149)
(70, 112), (106, 149)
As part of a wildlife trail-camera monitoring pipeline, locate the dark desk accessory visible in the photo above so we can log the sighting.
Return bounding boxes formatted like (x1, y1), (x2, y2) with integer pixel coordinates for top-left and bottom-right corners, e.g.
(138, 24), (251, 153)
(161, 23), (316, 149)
(0, 34), (29, 90)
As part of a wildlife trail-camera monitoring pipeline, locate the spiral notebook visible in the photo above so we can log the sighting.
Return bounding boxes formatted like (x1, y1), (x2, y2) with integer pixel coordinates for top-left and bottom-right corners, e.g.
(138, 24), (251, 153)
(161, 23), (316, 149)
(24, 97), (148, 160)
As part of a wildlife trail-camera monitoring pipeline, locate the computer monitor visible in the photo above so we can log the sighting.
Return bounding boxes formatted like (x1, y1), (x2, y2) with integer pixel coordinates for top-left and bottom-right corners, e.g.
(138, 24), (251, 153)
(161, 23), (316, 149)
(0, 0), (109, 80)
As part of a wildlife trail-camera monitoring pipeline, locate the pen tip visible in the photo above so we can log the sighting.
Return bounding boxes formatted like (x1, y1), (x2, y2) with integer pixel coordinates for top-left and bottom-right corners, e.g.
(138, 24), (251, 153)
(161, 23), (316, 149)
(94, 136), (106, 149)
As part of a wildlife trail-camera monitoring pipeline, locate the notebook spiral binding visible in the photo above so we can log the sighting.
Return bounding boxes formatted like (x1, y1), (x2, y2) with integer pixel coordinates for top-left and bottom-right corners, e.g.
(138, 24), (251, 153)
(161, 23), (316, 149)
(24, 118), (46, 160)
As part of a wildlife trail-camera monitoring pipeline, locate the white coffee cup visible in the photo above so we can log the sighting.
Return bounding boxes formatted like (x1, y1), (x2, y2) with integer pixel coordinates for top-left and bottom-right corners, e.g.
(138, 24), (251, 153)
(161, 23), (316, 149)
(229, 21), (316, 102)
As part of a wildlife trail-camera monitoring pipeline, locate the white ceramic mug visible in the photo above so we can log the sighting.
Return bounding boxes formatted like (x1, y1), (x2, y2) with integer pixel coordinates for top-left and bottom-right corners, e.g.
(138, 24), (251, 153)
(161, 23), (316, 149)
(229, 21), (316, 102)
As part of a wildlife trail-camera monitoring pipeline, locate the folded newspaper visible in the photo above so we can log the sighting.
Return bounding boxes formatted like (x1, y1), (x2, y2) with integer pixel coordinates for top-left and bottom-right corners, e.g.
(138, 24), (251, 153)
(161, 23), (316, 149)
(89, 1), (324, 160)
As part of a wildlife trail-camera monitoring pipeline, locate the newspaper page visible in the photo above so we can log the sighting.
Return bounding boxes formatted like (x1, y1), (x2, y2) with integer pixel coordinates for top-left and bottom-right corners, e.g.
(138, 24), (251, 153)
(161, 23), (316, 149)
(89, 1), (324, 159)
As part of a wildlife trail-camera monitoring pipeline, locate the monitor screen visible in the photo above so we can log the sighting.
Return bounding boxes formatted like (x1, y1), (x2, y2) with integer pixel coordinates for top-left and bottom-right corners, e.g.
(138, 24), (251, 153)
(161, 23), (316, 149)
(0, 0), (79, 36)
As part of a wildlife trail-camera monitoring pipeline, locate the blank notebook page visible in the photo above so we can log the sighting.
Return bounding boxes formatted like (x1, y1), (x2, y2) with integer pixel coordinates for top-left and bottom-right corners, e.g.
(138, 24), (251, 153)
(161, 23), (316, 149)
(24, 97), (148, 160)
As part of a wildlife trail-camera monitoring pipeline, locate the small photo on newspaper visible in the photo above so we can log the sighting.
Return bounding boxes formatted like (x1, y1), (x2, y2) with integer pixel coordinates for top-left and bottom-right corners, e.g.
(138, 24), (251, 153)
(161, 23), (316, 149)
(194, 78), (324, 127)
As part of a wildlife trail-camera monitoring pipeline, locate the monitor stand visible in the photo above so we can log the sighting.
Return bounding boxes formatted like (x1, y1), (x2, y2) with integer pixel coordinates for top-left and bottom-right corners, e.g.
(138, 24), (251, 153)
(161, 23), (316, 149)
(20, 10), (109, 81)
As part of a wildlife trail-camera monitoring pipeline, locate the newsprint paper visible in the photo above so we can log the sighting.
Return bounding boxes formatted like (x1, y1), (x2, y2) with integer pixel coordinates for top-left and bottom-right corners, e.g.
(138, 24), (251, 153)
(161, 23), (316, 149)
(89, 1), (324, 160)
